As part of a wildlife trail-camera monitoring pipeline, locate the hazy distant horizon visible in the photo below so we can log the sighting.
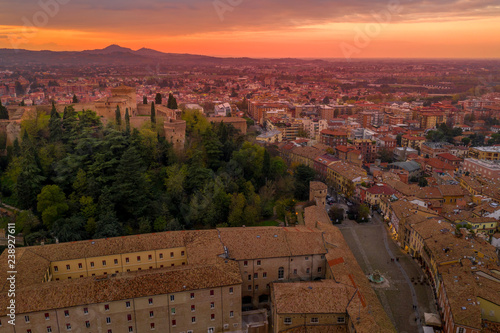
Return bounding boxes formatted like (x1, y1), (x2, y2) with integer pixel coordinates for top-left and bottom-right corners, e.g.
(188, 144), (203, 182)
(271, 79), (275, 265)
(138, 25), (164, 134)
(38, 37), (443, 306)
(1, 45), (500, 61)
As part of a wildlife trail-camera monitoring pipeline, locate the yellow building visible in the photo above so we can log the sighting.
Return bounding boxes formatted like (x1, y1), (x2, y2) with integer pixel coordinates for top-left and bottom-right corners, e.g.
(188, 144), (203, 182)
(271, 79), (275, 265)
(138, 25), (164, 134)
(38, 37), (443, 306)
(327, 162), (368, 197)
(469, 146), (500, 161)
(463, 217), (498, 235)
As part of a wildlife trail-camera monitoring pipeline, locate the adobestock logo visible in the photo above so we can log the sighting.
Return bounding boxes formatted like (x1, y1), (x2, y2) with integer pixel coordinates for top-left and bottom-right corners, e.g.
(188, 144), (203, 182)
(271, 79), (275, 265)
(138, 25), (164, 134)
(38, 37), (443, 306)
(9, 0), (70, 50)
(213, 0), (244, 22)
(339, 0), (407, 61)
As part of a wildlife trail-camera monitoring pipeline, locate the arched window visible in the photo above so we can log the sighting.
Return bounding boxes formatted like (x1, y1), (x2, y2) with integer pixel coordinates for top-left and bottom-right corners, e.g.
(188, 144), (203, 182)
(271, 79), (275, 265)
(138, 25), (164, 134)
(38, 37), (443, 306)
(278, 267), (284, 279)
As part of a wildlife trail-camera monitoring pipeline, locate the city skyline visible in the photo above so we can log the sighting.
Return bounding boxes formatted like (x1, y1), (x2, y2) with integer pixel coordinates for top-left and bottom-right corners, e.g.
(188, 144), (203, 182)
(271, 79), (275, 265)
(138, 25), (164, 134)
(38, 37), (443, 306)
(0, 0), (499, 58)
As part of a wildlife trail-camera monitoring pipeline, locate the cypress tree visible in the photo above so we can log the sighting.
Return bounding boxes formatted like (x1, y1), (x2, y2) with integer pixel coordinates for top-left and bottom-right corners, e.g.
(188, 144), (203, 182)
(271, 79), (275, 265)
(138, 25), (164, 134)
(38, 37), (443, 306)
(72, 94), (78, 103)
(151, 102), (156, 124)
(125, 108), (130, 134)
(143, 96), (148, 104)
(155, 93), (162, 105)
(115, 105), (121, 126)
(167, 93), (178, 109)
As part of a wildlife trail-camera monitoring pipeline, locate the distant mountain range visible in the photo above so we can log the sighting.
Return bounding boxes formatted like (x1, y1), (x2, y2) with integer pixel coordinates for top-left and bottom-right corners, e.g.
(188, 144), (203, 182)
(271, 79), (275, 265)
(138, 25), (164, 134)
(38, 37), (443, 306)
(0, 44), (327, 68)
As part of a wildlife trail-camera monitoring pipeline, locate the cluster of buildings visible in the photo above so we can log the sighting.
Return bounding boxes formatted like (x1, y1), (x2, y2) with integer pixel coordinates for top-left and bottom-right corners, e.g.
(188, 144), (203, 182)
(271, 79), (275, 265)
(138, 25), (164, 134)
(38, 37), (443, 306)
(0, 193), (397, 333)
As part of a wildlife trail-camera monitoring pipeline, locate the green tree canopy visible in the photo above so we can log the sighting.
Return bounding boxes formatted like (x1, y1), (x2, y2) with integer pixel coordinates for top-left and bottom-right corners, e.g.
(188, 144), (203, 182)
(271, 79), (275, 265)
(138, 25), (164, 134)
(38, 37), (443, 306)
(37, 185), (69, 228)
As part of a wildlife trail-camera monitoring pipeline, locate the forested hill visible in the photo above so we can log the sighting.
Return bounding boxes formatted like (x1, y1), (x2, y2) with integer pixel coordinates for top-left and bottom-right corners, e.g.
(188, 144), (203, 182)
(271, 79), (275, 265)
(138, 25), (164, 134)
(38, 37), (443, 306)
(0, 106), (315, 245)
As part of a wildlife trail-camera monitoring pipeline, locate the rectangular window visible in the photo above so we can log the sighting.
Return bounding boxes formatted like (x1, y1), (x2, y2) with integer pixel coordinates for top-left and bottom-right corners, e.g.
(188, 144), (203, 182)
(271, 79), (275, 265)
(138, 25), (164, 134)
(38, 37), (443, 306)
(170, 252), (174, 258)
(78, 263), (82, 269)
(255, 285), (259, 290)
(229, 287), (233, 294)
(45, 313), (50, 320)
(66, 323), (71, 330)
(230, 311), (234, 318)
(284, 317), (292, 325)
(254, 273), (258, 279)
(106, 317), (111, 324)
(150, 323), (155, 329)
(148, 254), (152, 260)
(243, 261), (248, 266)
(126, 257), (130, 263)
(457, 329), (464, 333)
(85, 321), (90, 328)
(293, 269), (297, 274)
(127, 314), (132, 321)
(137, 256), (141, 262)
(25, 315), (30, 323)
(64, 310), (69, 317)
(27, 330), (32, 333)
(257, 260), (261, 265)
(248, 285), (252, 291)
(317, 267), (322, 273)
(54, 266), (58, 272)
(126, 301), (130, 308)
(263, 272), (267, 278)
(191, 317), (196, 323)
(170, 295), (175, 302)
(102, 260), (106, 266)
(181, 251), (185, 256)
(191, 305), (195, 312)
(211, 314), (215, 320)
(104, 304), (109, 311)
(311, 318), (319, 323)
(148, 298), (153, 305)
(107, 330), (112, 333)
(305, 256), (309, 260)
(159, 253), (163, 259)
(190, 293), (194, 299)
(128, 327), (133, 332)
(337, 317), (345, 323)
(172, 320), (177, 326)
(211, 302), (215, 309)
(306, 268), (310, 274)
(66, 265), (70, 270)
(149, 311), (154, 318)
(210, 289), (214, 296)
(47, 327), (52, 333)
(114, 259), (118, 264)
(248, 275), (252, 281)
(83, 308), (88, 314)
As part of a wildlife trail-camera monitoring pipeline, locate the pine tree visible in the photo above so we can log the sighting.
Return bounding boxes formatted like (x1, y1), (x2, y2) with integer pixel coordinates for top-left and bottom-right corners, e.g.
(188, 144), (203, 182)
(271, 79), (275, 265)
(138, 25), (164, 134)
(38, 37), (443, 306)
(72, 94), (78, 103)
(151, 102), (156, 124)
(0, 100), (8, 119)
(167, 93), (178, 109)
(115, 105), (121, 126)
(125, 108), (130, 134)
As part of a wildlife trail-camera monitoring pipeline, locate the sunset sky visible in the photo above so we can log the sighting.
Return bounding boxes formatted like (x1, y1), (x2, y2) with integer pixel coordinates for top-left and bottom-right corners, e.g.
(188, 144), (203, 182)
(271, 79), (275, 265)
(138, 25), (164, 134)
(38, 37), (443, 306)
(1, 0), (499, 58)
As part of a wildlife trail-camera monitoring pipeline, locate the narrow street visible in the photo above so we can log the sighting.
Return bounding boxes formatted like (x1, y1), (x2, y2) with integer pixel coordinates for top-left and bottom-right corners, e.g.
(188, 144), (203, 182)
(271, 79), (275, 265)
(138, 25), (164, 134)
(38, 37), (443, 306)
(337, 212), (437, 333)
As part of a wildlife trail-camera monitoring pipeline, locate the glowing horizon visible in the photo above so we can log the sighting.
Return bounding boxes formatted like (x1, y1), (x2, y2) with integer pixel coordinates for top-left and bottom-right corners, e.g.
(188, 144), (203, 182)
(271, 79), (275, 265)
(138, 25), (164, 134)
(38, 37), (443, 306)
(1, 0), (499, 59)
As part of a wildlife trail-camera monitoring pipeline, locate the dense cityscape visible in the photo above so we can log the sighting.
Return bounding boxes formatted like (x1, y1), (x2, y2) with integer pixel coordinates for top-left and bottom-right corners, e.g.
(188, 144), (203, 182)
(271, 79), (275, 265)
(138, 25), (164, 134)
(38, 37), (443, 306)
(0, 4), (500, 333)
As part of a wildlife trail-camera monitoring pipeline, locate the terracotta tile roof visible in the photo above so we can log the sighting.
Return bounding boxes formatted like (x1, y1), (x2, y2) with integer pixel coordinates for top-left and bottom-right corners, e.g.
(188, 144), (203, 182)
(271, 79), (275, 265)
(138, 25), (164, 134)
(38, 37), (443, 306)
(272, 280), (353, 314)
(25, 230), (221, 265)
(438, 185), (464, 197)
(0, 261), (242, 316)
(436, 153), (462, 161)
(217, 226), (327, 260)
(425, 158), (455, 171)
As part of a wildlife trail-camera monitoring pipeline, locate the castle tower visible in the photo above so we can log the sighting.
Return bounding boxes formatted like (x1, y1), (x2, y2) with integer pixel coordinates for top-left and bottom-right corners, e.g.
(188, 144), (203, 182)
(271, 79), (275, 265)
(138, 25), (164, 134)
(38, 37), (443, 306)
(309, 181), (327, 206)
